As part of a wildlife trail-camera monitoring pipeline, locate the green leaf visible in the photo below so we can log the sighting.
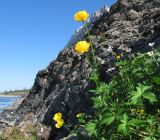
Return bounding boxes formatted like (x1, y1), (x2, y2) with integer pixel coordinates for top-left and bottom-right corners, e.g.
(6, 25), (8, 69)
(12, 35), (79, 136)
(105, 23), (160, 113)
(129, 84), (152, 104)
(122, 113), (128, 124)
(101, 116), (115, 125)
(129, 90), (142, 104)
(86, 122), (97, 136)
(100, 138), (106, 140)
(91, 96), (103, 108)
(144, 137), (152, 140)
(90, 72), (99, 82)
(117, 113), (131, 135)
(116, 61), (127, 67)
(90, 82), (110, 95)
(128, 119), (142, 127)
(157, 58), (160, 62)
(147, 116), (154, 125)
(117, 124), (128, 135)
(142, 92), (157, 104)
(89, 89), (99, 94)
(152, 76), (160, 84)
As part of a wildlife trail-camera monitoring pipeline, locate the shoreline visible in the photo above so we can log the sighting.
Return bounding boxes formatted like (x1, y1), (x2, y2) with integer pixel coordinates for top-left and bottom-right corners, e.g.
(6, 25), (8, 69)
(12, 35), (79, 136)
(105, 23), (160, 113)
(0, 94), (28, 111)
(0, 95), (23, 111)
(0, 90), (29, 97)
(0, 94), (21, 97)
(4, 96), (25, 110)
(0, 95), (26, 135)
(0, 90), (29, 111)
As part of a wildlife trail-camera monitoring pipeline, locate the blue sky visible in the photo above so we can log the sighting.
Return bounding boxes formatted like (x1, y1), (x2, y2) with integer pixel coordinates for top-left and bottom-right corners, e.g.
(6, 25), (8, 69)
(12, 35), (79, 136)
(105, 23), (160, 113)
(0, 0), (116, 92)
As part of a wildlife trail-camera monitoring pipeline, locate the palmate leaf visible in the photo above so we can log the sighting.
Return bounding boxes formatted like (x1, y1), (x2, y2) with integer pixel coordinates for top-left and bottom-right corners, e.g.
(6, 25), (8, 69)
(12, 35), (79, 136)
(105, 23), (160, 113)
(86, 122), (97, 136)
(127, 119), (142, 127)
(129, 84), (153, 104)
(142, 92), (157, 104)
(117, 114), (142, 136)
(117, 114), (142, 135)
(91, 96), (103, 108)
(89, 89), (99, 94)
(121, 113), (128, 124)
(152, 76), (160, 84)
(129, 86), (144, 104)
(89, 82), (110, 95)
(117, 113), (130, 135)
(90, 71), (99, 82)
(101, 116), (115, 125)
(117, 124), (128, 135)
(129, 90), (142, 104)
(144, 137), (152, 140)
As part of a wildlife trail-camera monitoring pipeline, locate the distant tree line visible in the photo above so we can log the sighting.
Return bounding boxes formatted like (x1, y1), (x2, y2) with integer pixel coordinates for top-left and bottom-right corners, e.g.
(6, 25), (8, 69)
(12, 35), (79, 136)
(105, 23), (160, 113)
(2, 89), (30, 94)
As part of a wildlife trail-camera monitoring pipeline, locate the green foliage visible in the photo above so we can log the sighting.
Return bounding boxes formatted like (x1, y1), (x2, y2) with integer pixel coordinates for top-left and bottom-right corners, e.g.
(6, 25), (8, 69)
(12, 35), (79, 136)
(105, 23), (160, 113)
(71, 49), (160, 139)
(69, 9), (160, 140)
(86, 121), (97, 136)
(129, 84), (157, 104)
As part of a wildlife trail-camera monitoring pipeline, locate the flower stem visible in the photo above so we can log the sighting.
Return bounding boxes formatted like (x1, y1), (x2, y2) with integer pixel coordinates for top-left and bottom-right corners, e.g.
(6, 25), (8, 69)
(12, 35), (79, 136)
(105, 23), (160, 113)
(82, 22), (98, 69)
(82, 21), (100, 86)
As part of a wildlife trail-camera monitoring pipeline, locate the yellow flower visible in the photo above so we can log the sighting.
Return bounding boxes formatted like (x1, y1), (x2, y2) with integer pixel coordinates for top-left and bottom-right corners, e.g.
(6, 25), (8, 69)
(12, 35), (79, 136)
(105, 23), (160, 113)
(55, 119), (64, 128)
(116, 54), (123, 59)
(74, 41), (90, 54)
(74, 10), (89, 21)
(116, 55), (121, 59)
(76, 113), (83, 118)
(53, 112), (62, 122)
(131, 109), (144, 116)
(137, 109), (144, 115)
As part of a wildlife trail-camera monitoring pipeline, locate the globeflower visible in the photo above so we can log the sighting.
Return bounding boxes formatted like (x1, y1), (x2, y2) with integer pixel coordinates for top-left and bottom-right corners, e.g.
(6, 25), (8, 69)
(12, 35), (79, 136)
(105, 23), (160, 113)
(55, 119), (64, 128)
(74, 10), (89, 22)
(131, 109), (144, 116)
(53, 112), (64, 128)
(137, 109), (144, 115)
(74, 41), (90, 54)
(53, 112), (62, 122)
(116, 54), (123, 60)
(116, 55), (121, 60)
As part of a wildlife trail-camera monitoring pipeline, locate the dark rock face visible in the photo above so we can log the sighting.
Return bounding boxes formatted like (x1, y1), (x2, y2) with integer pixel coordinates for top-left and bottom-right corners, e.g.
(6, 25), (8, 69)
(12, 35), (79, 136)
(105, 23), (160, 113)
(1, 0), (160, 139)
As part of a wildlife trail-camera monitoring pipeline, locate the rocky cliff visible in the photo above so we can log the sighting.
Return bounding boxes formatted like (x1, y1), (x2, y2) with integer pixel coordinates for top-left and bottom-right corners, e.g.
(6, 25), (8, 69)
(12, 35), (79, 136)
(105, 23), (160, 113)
(1, 0), (160, 139)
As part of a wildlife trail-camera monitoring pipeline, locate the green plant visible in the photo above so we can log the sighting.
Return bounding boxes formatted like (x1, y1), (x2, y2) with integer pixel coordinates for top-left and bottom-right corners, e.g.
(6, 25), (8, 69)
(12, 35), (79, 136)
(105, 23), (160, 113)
(74, 49), (160, 140)
(66, 10), (160, 140)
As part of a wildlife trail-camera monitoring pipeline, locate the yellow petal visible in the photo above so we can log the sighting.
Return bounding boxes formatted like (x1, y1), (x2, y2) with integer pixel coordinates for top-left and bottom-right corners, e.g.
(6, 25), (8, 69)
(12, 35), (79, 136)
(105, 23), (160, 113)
(74, 41), (90, 54)
(53, 112), (62, 122)
(55, 119), (64, 128)
(74, 10), (89, 22)
(116, 55), (121, 59)
(55, 123), (61, 128)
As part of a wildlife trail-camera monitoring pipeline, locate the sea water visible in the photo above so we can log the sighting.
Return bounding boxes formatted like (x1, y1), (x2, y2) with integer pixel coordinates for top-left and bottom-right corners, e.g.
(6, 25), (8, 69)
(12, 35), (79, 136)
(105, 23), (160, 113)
(0, 96), (20, 113)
